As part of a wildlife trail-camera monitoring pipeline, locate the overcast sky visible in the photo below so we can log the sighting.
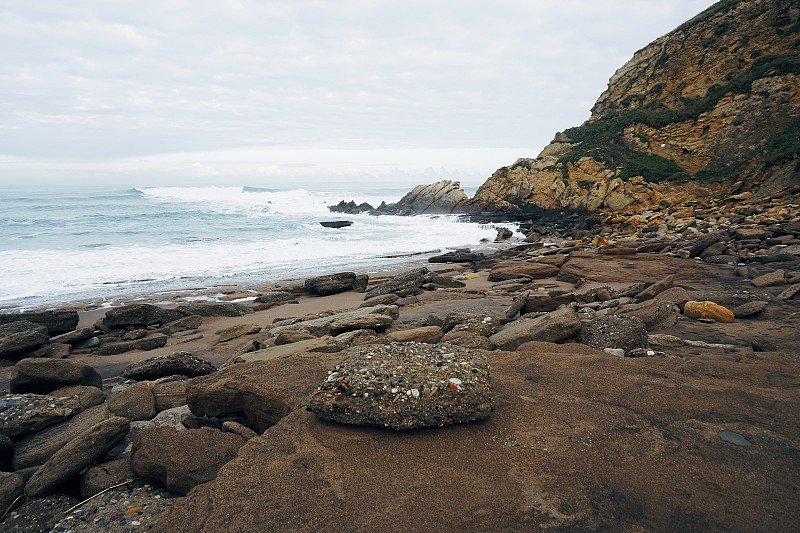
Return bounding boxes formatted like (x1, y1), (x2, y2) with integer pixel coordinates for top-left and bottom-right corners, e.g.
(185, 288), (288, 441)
(0, 0), (718, 188)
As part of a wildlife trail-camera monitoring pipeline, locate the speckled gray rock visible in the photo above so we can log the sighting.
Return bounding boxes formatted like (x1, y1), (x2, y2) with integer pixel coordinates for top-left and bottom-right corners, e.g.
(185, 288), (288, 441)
(9, 358), (102, 394)
(25, 416), (130, 498)
(580, 315), (648, 355)
(307, 342), (493, 430)
(157, 315), (203, 336)
(122, 351), (215, 381)
(0, 394), (76, 437)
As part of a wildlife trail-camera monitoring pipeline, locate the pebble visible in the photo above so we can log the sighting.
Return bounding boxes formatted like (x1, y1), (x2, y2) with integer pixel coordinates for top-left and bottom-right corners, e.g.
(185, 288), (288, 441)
(718, 430), (752, 447)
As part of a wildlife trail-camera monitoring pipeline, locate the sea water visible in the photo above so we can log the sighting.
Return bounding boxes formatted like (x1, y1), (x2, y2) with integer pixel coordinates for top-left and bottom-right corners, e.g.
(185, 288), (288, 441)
(0, 184), (509, 311)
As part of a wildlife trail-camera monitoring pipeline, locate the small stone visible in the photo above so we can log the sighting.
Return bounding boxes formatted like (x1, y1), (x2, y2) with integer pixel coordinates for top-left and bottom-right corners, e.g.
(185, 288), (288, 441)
(718, 430), (752, 447)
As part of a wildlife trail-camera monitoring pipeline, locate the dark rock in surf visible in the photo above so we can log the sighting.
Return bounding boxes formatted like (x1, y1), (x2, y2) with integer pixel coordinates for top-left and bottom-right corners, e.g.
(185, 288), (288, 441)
(320, 220), (353, 229)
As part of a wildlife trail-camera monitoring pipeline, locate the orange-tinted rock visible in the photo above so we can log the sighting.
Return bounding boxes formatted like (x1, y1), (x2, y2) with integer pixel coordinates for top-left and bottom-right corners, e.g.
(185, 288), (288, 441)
(683, 301), (734, 323)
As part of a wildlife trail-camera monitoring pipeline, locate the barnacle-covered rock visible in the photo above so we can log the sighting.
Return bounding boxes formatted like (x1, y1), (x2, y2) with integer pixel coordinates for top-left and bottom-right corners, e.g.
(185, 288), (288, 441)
(307, 342), (493, 430)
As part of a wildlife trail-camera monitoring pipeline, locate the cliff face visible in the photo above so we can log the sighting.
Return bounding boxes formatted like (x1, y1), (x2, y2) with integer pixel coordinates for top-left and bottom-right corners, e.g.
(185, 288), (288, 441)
(471, 0), (800, 213)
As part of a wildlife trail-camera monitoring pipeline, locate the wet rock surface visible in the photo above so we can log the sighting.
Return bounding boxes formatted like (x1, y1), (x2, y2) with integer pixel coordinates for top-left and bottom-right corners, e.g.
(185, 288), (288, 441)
(307, 342), (493, 429)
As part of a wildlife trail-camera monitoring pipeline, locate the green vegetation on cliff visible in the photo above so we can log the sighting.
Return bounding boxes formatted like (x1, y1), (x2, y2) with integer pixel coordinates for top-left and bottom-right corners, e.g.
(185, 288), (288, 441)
(557, 53), (800, 183)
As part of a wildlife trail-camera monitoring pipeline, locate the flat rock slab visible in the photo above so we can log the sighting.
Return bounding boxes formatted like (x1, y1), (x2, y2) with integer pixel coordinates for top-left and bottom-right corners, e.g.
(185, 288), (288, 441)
(307, 342), (493, 430)
(0, 310), (79, 336)
(10, 357), (102, 394)
(0, 321), (50, 360)
(122, 351), (215, 381)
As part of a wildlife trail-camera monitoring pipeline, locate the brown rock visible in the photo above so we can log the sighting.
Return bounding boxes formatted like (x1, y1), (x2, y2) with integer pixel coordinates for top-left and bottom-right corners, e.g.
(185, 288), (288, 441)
(751, 270), (787, 288)
(684, 301), (735, 323)
(0, 321), (50, 361)
(107, 382), (157, 421)
(274, 329), (317, 345)
(13, 405), (112, 470)
(0, 472), (23, 515)
(490, 305), (581, 350)
(49, 385), (106, 410)
(653, 287), (693, 309)
(25, 416), (130, 498)
(599, 244), (638, 255)
(777, 284), (800, 301)
(488, 261), (559, 282)
(222, 420), (259, 440)
(635, 275), (675, 302)
(217, 323), (262, 343)
(9, 358), (102, 395)
(385, 326), (444, 344)
(130, 427), (244, 495)
(122, 351), (215, 381)
(153, 378), (188, 412)
(617, 299), (679, 330)
(732, 301), (769, 319)
(157, 315), (203, 336)
(79, 458), (133, 499)
(95, 334), (168, 355)
(522, 292), (575, 314)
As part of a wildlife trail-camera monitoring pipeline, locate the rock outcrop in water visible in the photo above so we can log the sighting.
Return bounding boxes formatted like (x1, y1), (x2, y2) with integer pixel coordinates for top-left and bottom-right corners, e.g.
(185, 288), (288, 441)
(330, 180), (470, 215)
(470, 0), (800, 213)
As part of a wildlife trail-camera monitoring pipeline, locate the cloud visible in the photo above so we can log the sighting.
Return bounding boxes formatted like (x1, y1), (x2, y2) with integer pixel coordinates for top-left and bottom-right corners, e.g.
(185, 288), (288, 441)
(0, 0), (718, 183)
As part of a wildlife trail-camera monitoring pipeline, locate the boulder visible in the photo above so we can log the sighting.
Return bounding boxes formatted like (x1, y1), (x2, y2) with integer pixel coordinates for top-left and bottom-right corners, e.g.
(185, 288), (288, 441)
(13, 405), (112, 470)
(107, 382), (157, 421)
(25, 416), (130, 498)
(0, 433), (13, 468)
(385, 326), (444, 344)
(0, 310), (79, 336)
(122, 351), (215, 381)
(0, 321), (50, 361)
(0, 472), (23, 515)
(49, 385), (106, 410)
(428, 250), (485, 264)
(217, 323), (261, 343)
(0, 393), (77, 437)
(522, 292), (575, 314)
(442, 312), (501, 338)
(79, 458), (134, 499)
(635, 275), (675, 302)
(684, 301), (735, 323)
(26, 342), (71, 359)
(152, 378), (188, 412)
(130, 427), (245, 496)
(102, 304), (188, 329)
(751, 270), (787, 288)
(157, 315), (203, 336)
(616, 299), (679, 330)
(388, 180), (470, 214)
(186, 367), (294, 433)
(652, 287), (693, 309)
(580, 316), (648, 355)
(490, 305), (581, 350)
(274, 329), (317, 345)
(488, 261), (560, 282)
(9, 358), (102, 394)
(689, 233), (727, 258)
(732, 300), (769, 319)
(305, 272), (363, 296)
(253, 291), (298, 308)
(49, 327), (95, 345)
(320, 220), (352, 228)
(307, 342), (493, 429)
(270, 305), (399, 338)
(174, 302), (253, 317)
(363, 268), (462, 300)
(95, 333), (168, 355)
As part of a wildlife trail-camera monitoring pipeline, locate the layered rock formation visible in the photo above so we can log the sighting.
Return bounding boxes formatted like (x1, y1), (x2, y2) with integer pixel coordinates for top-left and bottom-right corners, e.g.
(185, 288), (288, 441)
(470, 0), (800, 213)
(330, 180), (470, 215)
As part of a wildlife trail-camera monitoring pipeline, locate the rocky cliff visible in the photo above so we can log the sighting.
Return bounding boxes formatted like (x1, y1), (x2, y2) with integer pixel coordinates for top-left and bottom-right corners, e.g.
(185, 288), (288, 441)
(470, 0), (800, 213)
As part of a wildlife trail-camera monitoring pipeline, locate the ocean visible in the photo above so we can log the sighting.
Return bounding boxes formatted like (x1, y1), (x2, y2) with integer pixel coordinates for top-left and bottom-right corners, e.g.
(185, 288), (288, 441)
(0, 184), (511, 311)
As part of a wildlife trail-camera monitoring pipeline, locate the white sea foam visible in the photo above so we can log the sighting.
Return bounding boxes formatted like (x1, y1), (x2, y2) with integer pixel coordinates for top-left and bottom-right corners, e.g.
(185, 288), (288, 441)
(1, 185), (514, 309)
